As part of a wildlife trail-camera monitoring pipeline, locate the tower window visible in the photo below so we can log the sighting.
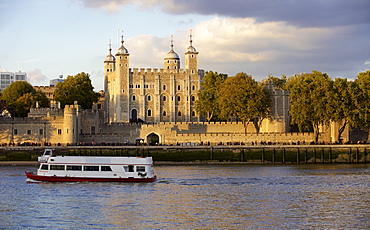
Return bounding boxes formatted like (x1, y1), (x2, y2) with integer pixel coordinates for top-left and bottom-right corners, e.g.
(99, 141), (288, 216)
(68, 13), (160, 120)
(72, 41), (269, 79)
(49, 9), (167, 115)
(163, 111), (166, 116)
(192, 111), (196, 116)
(132, 95), (136, 101)
(178, 111), (181, 116)
(147, 109), (152, 117)
(192, 96), (195, 101)
(163, 96), (166, 101)
(177, 96), (181, 101)
(147, 95), (151, 101)
(177, 85), (181, 90)
(192, 85), (195, 90)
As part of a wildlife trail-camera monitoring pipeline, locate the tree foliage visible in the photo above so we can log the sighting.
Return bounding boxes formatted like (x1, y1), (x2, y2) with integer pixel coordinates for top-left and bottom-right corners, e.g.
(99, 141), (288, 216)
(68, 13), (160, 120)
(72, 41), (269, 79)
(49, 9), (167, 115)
(331, 78), (357, 143)
(54, 72), (99, 109)
(287, 71), (333, 143)
(194, 71), (227, 121)
(1, 81), (49, 117)
(218, 72), (271, 134)
(353, 70), (370, 140)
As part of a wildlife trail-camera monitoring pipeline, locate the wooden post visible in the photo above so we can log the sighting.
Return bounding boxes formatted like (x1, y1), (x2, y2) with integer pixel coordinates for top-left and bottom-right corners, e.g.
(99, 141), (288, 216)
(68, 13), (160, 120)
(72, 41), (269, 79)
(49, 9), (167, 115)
(210, 147), (213, 160)
(305, 148), (308, 163)
(282, 148), (286, 164)
(321, 148), (324, 163)
(262, 148), (265, 163)
(297, 148), (300, 164)
(365, 148), (367, 163)
(273, 148), (275, 164)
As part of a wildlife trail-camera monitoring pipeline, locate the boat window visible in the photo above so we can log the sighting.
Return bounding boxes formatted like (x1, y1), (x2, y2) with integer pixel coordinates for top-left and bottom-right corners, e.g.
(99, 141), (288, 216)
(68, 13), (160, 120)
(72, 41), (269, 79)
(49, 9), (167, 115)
(40, 164), (48, 170)
(136, 166), (146, 172)
(67, 165), (82, 171)
(101, 166), (112, 171)
(84, 166), (99, 171)
(50, 165), (65, 170)
(44, 150), (52, 156)
(128, 165), (134, 172)
(123, 166), (128, 172)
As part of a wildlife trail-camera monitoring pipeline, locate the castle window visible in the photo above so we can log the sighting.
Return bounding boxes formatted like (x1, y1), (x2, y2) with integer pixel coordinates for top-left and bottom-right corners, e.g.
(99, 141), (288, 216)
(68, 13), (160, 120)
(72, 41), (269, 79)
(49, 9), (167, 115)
(122, 90), (125, 93)
(163, 96), (166, 101)
(129, 84), (133, 88)
(192, 85), (195, 90)
(14, 129), (17, 135)
(191, 54), (194, 58)
(144, 84), (148, 88)
(147, 95), (151, 101)
(163, 85), (166, 90)
(136, 85), (140, 88)
(147, 109), (152, 117)
(163, 111), (166, 116)
(167, 60), (170, 63)
(177, 85), (181, 90)
(39, 129), (43, 135)
(174, 66), (177, 69)
(27, 130), (31, 135)
(58, 129), (62, 135)
(178, 111), (181, 116)
(132, 95), (136, 101)
(177, 96), (181, 101)
(167, 66), (170, 69)
(192, 111), (196, 116)
(192, 96), (195, 101)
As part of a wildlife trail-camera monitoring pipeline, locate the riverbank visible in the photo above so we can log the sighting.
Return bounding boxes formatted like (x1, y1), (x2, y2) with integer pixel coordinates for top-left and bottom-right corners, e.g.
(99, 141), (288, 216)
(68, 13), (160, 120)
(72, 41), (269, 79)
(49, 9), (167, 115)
(1, 144), (369, 164)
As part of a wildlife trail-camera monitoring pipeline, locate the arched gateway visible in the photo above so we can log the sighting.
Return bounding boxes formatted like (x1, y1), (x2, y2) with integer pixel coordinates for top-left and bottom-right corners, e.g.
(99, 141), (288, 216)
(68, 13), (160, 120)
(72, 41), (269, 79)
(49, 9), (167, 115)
(146, 133), (160, 145)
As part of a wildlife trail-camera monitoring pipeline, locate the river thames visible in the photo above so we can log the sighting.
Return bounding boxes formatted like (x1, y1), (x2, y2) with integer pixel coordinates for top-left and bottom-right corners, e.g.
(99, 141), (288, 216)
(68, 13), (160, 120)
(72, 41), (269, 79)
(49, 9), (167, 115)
(1, 164), (369, 229)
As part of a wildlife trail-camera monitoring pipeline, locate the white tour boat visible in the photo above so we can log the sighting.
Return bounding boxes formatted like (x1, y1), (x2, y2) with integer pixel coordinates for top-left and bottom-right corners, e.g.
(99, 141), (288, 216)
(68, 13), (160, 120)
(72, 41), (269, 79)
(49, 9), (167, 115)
(25, 149), (157, 182)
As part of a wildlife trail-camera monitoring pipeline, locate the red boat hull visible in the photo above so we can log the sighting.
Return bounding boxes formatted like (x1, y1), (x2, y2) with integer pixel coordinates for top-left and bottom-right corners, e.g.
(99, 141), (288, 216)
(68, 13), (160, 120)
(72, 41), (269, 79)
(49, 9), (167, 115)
(25, 172), (156, 182)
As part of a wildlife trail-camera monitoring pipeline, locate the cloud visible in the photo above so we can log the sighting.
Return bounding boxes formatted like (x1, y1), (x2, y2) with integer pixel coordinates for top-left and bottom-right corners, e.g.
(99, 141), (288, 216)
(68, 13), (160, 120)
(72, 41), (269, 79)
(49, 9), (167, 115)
(77, 0), (370, 27)
(27, 69), (48, 85)
(112, 17), (368, 80)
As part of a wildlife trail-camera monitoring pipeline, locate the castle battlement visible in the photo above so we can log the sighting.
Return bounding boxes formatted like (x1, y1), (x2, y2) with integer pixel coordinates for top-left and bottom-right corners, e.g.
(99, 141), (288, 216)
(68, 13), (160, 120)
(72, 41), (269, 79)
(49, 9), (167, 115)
(130, 68), (188, 75)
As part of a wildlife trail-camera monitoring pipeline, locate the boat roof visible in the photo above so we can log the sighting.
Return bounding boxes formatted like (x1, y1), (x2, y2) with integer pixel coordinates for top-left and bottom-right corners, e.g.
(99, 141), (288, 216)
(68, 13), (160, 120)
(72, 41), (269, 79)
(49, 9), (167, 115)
(45, 156), (153, 165)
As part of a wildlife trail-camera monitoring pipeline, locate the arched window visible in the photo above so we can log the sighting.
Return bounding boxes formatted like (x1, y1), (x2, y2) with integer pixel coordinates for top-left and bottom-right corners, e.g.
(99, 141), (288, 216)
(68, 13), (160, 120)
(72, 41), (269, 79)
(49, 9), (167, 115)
(177, 96), (181, 101)
(147, 109), (152, 117)
(177, 85), (181, 90)
(191, 96), (195, 101)
(178, 111), (181, 116)
(192, 85), (195, 90)
(192, 111), (196, 116)
(163, 85), (166, 90)
(147, 95), (151, 101)
(132, 95), (136, 101)
(163, 111), (166, 116)
(163, 96), (166, 101)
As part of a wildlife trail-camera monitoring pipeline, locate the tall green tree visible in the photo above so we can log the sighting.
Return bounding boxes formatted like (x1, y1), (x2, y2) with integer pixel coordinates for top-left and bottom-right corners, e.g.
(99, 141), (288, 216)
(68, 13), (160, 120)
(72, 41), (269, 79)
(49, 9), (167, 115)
(331, 78), (356, 143)
(1, 81), (34, 107)
(194, 71), (227, 121)
(353, 70), (370, 140)
(54, 72), (99, 109)
(1, 81), (49, 117)
(218, 72), (271, 134)
(287, 71), (333, 143)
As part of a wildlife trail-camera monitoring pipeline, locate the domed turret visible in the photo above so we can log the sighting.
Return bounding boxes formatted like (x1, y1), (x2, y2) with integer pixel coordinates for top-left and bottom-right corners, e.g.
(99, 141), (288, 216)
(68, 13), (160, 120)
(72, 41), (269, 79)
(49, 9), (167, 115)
(104, 43), (116, 63)
(116, 36), (129, 55)
(164, 36), (180, 70)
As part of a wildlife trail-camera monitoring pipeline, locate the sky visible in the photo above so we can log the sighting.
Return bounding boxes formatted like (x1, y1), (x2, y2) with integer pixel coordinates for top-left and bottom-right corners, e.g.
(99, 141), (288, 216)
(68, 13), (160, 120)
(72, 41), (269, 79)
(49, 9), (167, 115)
(1, 0), (369, 91)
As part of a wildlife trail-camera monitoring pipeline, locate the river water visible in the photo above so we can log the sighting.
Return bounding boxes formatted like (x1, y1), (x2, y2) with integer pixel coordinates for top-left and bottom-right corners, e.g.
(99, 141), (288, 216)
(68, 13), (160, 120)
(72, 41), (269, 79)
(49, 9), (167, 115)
(1, 164), (369, 229)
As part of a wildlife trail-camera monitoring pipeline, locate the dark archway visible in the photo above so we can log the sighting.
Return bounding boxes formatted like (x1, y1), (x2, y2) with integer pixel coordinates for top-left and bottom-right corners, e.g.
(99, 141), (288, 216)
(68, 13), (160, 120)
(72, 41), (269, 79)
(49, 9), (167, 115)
(131, 109), (137, 122)
(147, 133), (159, 145)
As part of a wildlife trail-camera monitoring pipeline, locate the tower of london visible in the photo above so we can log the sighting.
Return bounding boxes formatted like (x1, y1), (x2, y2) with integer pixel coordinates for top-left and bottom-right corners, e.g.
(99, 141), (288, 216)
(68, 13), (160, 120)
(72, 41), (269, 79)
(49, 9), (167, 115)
(104, 34), (204, 124)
